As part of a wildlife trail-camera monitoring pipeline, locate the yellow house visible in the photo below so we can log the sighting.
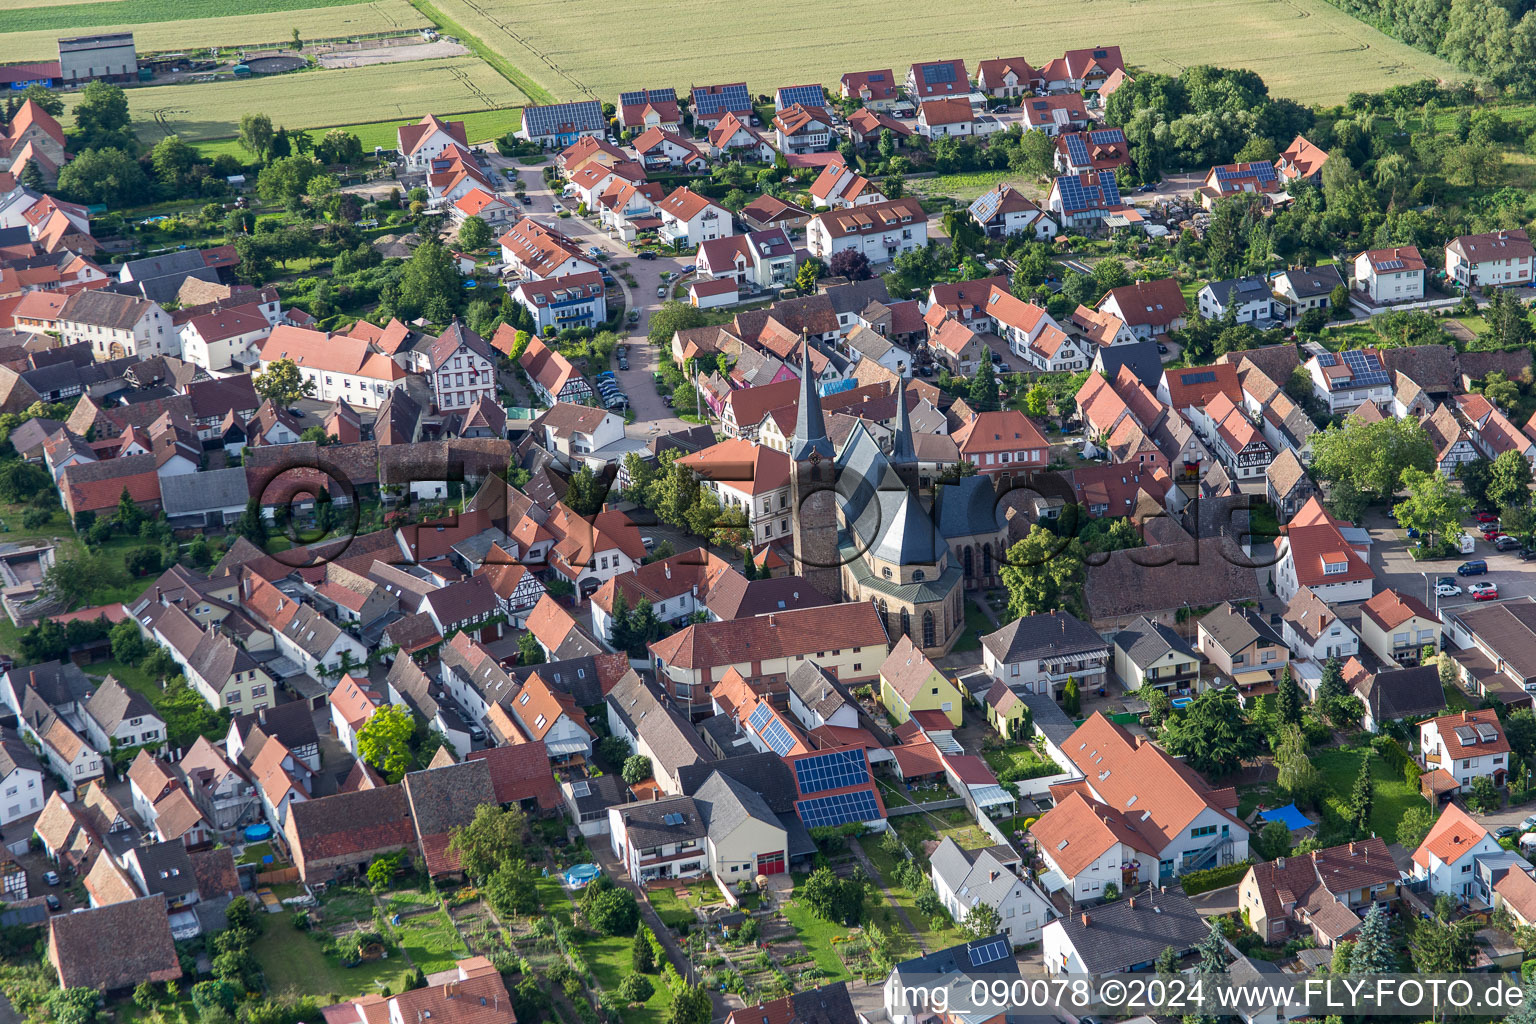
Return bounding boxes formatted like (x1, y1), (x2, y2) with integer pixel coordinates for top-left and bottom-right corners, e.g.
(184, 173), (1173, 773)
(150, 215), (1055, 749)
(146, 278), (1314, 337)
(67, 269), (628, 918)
(984, 680), (1029, 739)
(879, 635), (963, 727)
(1358, 589), (1440, 667)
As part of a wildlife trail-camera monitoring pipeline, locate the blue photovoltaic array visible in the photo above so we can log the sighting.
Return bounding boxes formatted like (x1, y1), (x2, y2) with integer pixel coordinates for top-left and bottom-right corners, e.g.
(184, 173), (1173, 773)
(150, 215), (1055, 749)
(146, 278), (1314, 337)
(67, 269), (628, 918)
(1089, 128), (1126, 145)
(968, 189), (1003, 223)
(1097, 171), (1122, 205)
(777, 84), (825, 109)
(1181, 370), (1217, 385)
(1214, 163), (1278, 184)
(793, 748), (870, 794)
(748, 702), (772, 732)
(619, 88), (676, 109)
(919, 62), (957, 85)
(693, 83), (750, 117)
(796, 788), (881, 828)
(523, 100), (604, 137)
(967, 937), (1011, 966)
(761, 717), (798, 756)
(1341, 348), (1389, 386)
(1063, 134), (1090, 167)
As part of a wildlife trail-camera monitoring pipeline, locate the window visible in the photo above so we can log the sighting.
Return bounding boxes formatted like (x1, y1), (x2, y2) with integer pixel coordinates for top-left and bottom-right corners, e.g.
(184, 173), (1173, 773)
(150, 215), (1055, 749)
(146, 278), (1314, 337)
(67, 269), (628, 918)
(1190, 825), (1217, 839)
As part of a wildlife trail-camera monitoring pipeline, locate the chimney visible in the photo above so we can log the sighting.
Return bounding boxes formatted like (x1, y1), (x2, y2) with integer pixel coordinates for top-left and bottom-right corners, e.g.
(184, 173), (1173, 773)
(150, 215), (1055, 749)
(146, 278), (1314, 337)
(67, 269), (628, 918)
(1311, 850), (1319, 862)
(1276, 857), (1285, 869)
(1080, 912), (1090, 926)
(1349, 841), (1357, 855)
(989, 870), (998, 882)
(1128, 897), (1135, 909)
(1463, 710), (1471, 722)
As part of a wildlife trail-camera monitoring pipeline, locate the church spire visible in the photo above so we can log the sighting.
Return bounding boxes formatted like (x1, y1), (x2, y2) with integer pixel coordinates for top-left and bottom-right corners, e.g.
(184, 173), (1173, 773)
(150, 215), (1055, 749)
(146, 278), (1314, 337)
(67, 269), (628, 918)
(890, 380), (915, 466)
(790, 329), (832, 461)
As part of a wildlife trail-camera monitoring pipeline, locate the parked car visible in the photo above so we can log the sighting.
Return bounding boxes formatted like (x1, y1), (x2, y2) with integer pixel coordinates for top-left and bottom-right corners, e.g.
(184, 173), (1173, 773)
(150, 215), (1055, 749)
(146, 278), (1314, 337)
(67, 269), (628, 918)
(1520, 547), (1536, 561)
(918, 365), (934, 377)
(551, 201), (566, 213)
(1458, 560), (1488, 576)
(681, 264), (696, 274)
(44, 894), (59, 912)
(1497, 825), (1522, 839)
(1435, 583), (1462, 597)
(519, 195), (533, 205)
(1496, 535), (1522, 551)
(43, 871), (59, 886)
(1474, 586), (1501, 601)
(657, 286), (667, 297)
(1470, 580), (1499, 595)
(627, 310), (640, 323)
(662, 395), (674, 407)
(642, 536), (656, 550)
(617, 357), (629, 371)
(1521, 813), (1536, 831)
(1474, 512), (1500, 524)
(1156, 343), (1169, 354)
(638, 251), (657, 260)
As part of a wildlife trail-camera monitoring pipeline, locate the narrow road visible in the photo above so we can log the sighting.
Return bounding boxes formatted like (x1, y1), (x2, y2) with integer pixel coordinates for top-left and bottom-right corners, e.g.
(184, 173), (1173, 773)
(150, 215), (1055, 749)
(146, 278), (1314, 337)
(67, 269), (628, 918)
(848, 839), (928, 955)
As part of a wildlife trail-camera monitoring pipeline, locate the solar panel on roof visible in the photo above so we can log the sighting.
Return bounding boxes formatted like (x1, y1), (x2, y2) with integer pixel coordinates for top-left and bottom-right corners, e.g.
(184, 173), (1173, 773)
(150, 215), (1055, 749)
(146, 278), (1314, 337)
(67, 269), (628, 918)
(523, 100), (604, 137)
(662, 812), (684, 825)
(793, 749), (871, 794)
(619, 88), (675, 108)
(761, 717), (797, 756)
(693, 83), (750, 117)
(1098, 171), (1121, 205)
(868, 72), (886, 82)
(1182, 370), (1217, 385)
(748, 702), (772, 732)
(1063, 134), (1090, 167)
(777, 84), (825, 108)
(1315, 352), (1338, 367)
(968, 937), (1011, 966)
(795, 788), (880, 829)
(969, 190), (1002, 223)
(920, 62), (957, 84)
(1089, 128), (1126, 144)
(1376, 259), (1403, 271)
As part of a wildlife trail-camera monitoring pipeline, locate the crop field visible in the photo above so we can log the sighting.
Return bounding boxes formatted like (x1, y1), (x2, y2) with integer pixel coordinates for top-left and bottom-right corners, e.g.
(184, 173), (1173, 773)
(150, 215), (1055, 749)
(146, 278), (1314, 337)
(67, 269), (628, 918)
(63, 57), (524, 143)
(193, 107), (521, 157)
(435, 0), (1457, 108)
(0, 0), (429, 60)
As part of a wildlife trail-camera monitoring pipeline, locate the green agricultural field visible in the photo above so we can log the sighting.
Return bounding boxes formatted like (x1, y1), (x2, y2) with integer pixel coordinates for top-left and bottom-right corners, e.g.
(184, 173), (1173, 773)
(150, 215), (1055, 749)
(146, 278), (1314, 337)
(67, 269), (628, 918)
(430, 0), (1457, 109)
(0, 0), (428, 60)
(65, 57), (524, 143)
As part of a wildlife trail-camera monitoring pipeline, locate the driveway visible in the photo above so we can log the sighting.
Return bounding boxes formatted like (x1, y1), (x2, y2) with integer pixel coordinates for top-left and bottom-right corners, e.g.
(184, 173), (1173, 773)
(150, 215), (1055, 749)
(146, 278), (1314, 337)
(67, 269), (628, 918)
(486, 155), (701, 436)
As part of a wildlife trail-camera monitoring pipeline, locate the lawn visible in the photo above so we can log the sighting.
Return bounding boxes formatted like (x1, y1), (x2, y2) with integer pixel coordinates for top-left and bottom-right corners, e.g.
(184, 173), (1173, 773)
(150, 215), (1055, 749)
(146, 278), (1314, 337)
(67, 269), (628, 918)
(431, 0), (1458, 108)
(533, 874), (675, 1024)
(1312, 745), (1428, 842)
(908, 171), (1017, 202)
(391, 907), (470, 974)
(252, 922), (414, 1001)
(951, 601), (995, 654)
(859, 837), (967, 952)
(80, 659), (160, 704)
(890, 806), (996, 852)
(982, 741), (1062, 781)
(1, 0), (428, 60)
(646, 885), (698, 930)
(65, 56), (524, 144)
(195, 107), (521, 158)
(780, 875), (853, 983)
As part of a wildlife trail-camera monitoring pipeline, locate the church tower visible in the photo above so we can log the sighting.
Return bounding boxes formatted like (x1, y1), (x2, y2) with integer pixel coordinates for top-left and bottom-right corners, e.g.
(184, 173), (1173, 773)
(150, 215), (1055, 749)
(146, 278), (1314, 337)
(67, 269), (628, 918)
(789, 333), (843, 601)
(890, 381), (919, 492)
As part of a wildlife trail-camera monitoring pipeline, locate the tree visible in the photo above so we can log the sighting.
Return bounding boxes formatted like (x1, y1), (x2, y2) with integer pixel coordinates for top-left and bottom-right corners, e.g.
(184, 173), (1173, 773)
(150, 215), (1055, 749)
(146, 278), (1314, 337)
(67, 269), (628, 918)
(967, 367), (1000, 413)
(1468, 773), (1500, 813)
(647, 301), (719, 347)
(617, 975), (654, 1005)
(316, 128), (363, 166)
(1347, 754), (1374, 837)
(72, 82), (134, 151)
(1458, 457), (1494, 509)
(1000, 525), (1084, 619)
(961, 903), (1001, 940)
(448, 802), (527, 880)
(1256, 819), (1292, 861)
(110, 617), (147, 666)
(666, 985), (711, 1024)
(253, 358), (317, 407)
(357, 704), (415, 783)
(1410, 896), (1475, 972)
(1195, 917), (1229, 974)
(483, 859), (539, 916)
(1309, 416), (1434, 504)
(0, 461), (51, 503)
(1275, 666), (1302, 726)
(1024, 383), (1050, 418)
(1393, 468), (1470, 550)
(458, 215), (493, 251)
(1062, 676), (1081, 715)
(795, 257), (824, 295)
(584, 885), (639, 936)
(42, 547), (126, 611)
(57, 147), (149, 207)
(621, 754), (653, 785)
(19, 85), (63, 117)
(396, 237), (462, 322)
(517, 631), (544, 665)
(632, 930), (656, 972)
(1489, 448), (1533, 511)
(1508, 708), (1536, 762)
(1162, 687), (1261, 777)
(151, 134), (196, 188)
(1350, 903), (1396, 974)
(802, 866), (865, 925)
(1145, 688), (1172, 728)
(1396, 804), (1433, 849)
(1154, 945), (1179, 978)
(1318, 656), (1346, 704)
(1329, 939), (1356, 975)
(239, 113), (276, 161)
(234, 497), (268, 548)
(829, 249), (872, 281)
(256, 155), (320, 206)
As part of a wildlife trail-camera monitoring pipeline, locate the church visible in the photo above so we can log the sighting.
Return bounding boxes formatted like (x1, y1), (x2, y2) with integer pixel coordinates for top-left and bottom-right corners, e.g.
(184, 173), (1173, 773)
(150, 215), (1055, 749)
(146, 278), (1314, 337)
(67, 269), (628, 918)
(787, 341), (1004, 656)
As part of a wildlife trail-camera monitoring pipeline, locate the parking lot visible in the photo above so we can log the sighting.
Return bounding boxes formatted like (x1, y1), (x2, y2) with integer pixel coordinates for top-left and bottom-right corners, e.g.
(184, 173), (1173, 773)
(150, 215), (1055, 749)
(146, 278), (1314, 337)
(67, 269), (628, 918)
(1367, 507), (1536, 612)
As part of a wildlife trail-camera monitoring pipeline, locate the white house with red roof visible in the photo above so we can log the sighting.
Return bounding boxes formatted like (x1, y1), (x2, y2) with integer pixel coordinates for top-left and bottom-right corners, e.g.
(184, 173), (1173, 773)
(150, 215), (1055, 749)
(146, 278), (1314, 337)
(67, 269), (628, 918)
(906, 60), (971, 104)
(0, 101), (68, 184)
(952, 409), (1049, 477)
(1305, 347), (1393, 415)
(1275, 134), (1329, 184)
(565, 160), (647, 212)
(976, 57), (1042, 99)
(618, 88), (681, 133)
(1409, 801), (1500, 896)
(1445, 229), (1535, 289)
(178, 305), (272, 374)
(807, 198), (927, 263)
(677, 439), (792, 547)
(705, 112), (776, 162)
(809, 160), (886, 210)
(926, 276), (1010, 327)
(1353, 247), (1426, 304)
(657, 187), (732, 248)
(1199, 391), (1274, 480)
(450, 188), (514, 228)
(984, 287), (1086, 372)
(1197, 162), (1282, 210)
(631, 128), (707, 171)
(1272, 497), (1374, 604)
(510, 272), (608, 334)
(1030, 712), (1249, 894)
(256, 324), (407, 408)
(773, 104), (835, 154)
(397, 114), (469, 171)
(498, 217), (598, 282)
(968, 184), (1056, 240)
(1040, 46), (1125, 93)
(1098, 279), (1188, 339)
(916, 99), (981, 139)
(1421, 708), (1511, 789)
(696, 229), (796, 291)
(840, 70), (900, 110)
(927, 316), (986, 377)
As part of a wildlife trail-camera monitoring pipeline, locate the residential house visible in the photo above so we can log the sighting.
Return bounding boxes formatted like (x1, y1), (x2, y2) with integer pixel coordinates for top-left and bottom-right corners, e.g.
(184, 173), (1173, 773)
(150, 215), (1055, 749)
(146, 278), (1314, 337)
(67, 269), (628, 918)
(0, 731), (42, 826)
(696, 230), (796, 292)
(397, 114), (469, 170)
(705, 112), (776, 162)
(691, 769), (791, 882)
(618, 88), (681, 133)
(1238, 837), (1398, 947)
(951, 408), (1050, 478)
(1046, 171), (1125, 229)
(1200, 391), (1274, 480)
(677, 439), (793, 547)
(1266, 449), (1317, 522)
(518, 334), (593, 405)
(930, 836), (1052, 946)
(880, 635), (963, 727)
(255, 325), (407, 409)
(1353, 247), (1426, 305)
(968, 184), (1056, 240)
(605, 672), (711, 794)
(498, 217), (597, 282)
(809, 160), (885, 210)
(657, 187), (732, 248)
(690, 83), (753, 129)
(773, 104), (835, 154)
(1424, 403), (1479, 474)
(1198, 276), (1277, 324)
(531, 402), (625, 466)
(886, 936), (1020, 1024)
(632, 128), (706, 171)
(807, 198), (928, 263)
(927, 317), (986, 377)
(1355, 664), (1445, 734)
(80, 676), (163, 755)
(1409, 802), (1501, 897)
(906, 60), (971, 102)
(1446, 229), (1534, 289)
(1280, 587), (1360, 664)
(608, 795), (709, 881)
(1359, 589), (1441, 667)
(1197, 162), (1281, 210)
(1040, 883), (1206, 975)
(1420, 709), (1511, 788)
(1040, 45), (1125, 93)
(47, 896), (182, 992)
(1306, 348), (1393, 415)
(1271, 265), (1344, 321)
(508, 672), (594, 763)
(976, 57), (1041, 98)
(516, 100), (605, 148)
(283, 784), (415, 883)
(724, 985), (854, 1024)
(1273, 498), (1374, 604)
(1275, 134), (1329, 184)
(1196, 602), (1289, 698)
(1021, 94), (1089, 136)
(1111, 615), (1200, 694)
(845, 108), (913, 148)
(403, 759), (497, 876)
(916, 99), (980, 139)
(1098, 279), (1187, 339)
(1053, 128), (1131, 175)
(980, 610), (1110, 699)
(841, 70), (900, 110)
(56, 290), (172, 360)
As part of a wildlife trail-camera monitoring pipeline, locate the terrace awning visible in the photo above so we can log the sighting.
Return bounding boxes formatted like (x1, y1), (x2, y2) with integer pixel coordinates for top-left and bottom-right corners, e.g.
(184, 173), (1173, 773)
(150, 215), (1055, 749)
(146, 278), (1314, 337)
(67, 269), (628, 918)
(969, 784), (1014, 809)
(545, 738), (591, 756)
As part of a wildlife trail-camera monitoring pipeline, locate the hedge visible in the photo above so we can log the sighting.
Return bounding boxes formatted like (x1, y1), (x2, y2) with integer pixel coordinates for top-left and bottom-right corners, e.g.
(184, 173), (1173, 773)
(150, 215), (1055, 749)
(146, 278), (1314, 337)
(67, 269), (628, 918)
(1180, 859), (1253, 896)
(1371, 734), (1422, 787)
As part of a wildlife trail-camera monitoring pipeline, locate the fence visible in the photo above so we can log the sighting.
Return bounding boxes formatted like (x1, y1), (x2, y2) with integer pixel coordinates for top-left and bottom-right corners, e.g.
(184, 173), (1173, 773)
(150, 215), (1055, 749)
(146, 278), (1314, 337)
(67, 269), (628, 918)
(884, 798), (967, 817)
(256, 866), (300, 885)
